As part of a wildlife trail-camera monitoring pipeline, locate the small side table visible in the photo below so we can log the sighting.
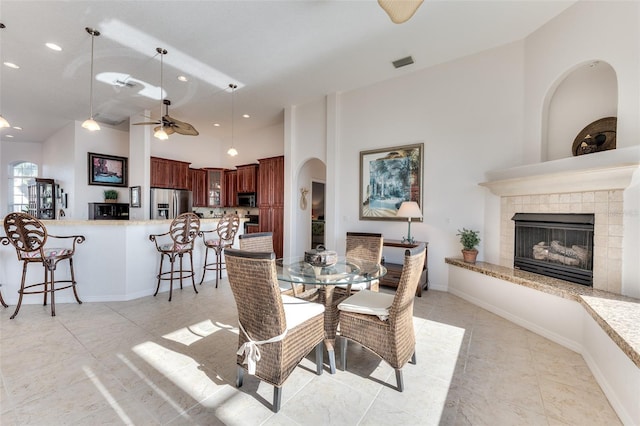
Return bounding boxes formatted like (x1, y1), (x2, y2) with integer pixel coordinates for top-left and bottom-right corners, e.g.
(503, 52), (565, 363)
(380, 240), (429, 296)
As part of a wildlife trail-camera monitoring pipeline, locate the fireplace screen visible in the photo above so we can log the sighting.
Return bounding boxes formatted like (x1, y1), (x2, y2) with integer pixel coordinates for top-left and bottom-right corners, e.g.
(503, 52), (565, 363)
(512, 213), (594, 286)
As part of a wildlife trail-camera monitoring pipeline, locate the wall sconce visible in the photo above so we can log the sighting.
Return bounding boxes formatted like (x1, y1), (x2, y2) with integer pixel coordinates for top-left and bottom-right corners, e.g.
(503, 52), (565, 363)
(300, 187), (309, 210)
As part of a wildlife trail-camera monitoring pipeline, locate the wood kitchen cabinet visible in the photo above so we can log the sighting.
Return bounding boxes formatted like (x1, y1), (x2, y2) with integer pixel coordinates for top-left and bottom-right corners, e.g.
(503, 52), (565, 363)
(236, 163), (258, 193)
(224, 169), (237, 207)
(188, 168), (208, 207)
(205, 168), (225, 207)
(258, 156), (284, 257)
(150, 157), (190, 189)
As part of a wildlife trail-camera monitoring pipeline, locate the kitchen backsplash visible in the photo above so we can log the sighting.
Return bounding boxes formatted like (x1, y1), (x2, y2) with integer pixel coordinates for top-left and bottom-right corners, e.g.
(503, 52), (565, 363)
(192, 207), (259, 218)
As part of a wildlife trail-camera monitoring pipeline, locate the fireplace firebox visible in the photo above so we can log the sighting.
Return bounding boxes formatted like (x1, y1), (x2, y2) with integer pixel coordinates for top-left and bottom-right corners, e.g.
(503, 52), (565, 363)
(512, 213), (594, 286)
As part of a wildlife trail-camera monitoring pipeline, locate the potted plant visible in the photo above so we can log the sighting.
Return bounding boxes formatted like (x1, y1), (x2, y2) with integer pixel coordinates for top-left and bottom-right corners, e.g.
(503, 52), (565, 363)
(457, 228), (480, 263)
(103, 189), (118, 203)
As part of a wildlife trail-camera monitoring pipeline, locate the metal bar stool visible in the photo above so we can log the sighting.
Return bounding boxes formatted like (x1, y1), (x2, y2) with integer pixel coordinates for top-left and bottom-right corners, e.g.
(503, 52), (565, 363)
(2, 212), (85, 318)
(149, 213), (201, 301)
(198, 213), (240, 287)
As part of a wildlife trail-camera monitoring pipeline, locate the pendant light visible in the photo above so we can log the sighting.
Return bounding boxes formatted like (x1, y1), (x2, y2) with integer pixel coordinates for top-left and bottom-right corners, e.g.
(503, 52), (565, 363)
(154, 48), (169, 140)
(0, 23), (10, 128)
(227, 83), (238, 156)
(82, 27), (101, 131)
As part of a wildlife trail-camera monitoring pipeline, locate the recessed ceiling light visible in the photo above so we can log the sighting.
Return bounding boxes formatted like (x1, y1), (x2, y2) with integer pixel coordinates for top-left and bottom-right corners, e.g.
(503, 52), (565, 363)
(213, 123), (220, 127)
(4, 62), (19, 69)
(242, 114), (250, 118)
(12, 126), (22, 130)
(177, 75), (188, 82)
(46, 42), (62, 51)
(6, 134), (13, 138)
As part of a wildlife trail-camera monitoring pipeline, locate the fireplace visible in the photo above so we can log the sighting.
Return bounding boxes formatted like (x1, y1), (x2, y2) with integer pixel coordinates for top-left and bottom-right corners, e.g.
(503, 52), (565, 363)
(512, 213), (594, 286)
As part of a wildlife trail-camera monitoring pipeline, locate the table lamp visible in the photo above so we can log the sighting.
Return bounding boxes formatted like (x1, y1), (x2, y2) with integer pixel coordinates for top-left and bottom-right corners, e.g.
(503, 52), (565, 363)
(396, 201), (422, 244)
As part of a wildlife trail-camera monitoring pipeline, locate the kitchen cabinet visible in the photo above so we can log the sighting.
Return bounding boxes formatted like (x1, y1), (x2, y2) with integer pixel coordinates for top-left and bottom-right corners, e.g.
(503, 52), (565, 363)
(205, 168), (224, 207)
(28, 178), (57, 219)
(236, 163), (258, 193)
(189, 168), (208, 207)
(224, 169), (237, 207)
(258, 156), (284, 257)
(88, 203), (130, 220)
(150, 157), (190, 189)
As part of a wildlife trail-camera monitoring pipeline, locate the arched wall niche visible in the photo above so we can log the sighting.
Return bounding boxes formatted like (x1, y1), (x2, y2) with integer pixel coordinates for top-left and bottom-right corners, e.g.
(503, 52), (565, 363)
(542, 60), (618, 161)
(293, 157), (326, 256)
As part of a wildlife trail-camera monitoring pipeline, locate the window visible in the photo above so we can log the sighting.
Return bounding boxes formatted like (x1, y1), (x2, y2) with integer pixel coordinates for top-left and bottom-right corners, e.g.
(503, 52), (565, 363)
(9, 162), (38, 213)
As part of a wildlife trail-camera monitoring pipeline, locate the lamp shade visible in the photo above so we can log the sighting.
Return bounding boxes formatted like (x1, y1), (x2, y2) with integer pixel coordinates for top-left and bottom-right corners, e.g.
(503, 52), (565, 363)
(154, 127), (169, 140)
(378, 0), (424, 24)
(396, 201), (422, 219)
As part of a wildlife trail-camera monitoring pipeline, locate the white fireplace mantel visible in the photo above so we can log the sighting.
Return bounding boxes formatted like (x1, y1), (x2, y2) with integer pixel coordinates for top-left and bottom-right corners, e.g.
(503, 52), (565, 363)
(479, 146), (639, 196)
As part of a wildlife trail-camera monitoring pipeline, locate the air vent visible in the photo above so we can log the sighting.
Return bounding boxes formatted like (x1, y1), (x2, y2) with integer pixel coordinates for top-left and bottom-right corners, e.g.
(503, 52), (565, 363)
(113, 79), (136, 88)
(392, 56), (414, 69)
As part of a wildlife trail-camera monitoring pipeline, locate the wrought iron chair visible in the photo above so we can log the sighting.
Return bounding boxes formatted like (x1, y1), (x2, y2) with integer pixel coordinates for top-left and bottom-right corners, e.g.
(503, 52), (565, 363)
(198, 213), (240, 287)
(338, 242), (426, 391)
(0, 287), (7, 308)
(225, 248), (325, 412)
(149, 212), (200, 302)
(1, 212), (85, 318)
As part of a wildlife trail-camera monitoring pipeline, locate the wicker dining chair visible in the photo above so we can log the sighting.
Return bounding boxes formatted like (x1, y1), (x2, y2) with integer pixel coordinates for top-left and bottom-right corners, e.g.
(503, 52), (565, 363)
(224, 248), (325, 412)
(338, 242), (426, 391)
(238, 232), (273, 252)
(335, 232), (384, 295)
(198, 213), (240, 287)
(2, 212), (85, 318)
(149, 212), (200, 302)
(238, 232), (303, 296)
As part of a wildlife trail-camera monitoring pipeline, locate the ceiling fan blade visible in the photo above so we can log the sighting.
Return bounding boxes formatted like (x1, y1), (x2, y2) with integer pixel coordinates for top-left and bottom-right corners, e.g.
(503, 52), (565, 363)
(132, 121), (161, 126)
(164, 115), (199, 136)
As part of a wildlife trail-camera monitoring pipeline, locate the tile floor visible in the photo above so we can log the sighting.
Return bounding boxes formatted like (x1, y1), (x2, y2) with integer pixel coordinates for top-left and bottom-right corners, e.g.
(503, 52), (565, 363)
(0, 281), (621, 425)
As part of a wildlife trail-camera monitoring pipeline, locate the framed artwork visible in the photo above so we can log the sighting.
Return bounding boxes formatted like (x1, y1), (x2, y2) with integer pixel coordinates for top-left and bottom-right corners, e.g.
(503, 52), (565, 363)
(88, 152), (128, 187)
(130, 186), (141, 208)
(359, 143), (423, 221)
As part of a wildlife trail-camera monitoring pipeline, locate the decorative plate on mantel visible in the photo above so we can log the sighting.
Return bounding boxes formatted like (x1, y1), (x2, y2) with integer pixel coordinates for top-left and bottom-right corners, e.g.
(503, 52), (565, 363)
(572, 117), (617, 156)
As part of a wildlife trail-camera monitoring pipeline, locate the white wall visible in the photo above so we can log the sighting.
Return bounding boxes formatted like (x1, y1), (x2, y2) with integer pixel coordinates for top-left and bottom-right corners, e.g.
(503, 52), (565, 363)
(524, 1), (640, 164)
(290, 41), (525, 290)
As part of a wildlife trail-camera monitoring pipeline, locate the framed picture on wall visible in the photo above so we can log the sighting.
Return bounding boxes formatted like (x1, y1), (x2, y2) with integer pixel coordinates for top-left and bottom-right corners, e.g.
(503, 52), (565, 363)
(359, 143), (423, 221)
(88, 152), (128, 187)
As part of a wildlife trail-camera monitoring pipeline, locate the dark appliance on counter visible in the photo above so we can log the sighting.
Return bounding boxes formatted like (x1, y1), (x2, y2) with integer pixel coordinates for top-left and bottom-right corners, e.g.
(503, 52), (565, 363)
(237, 192), (256, 207)
(244, 214), (260, 233)
(150, 188), (192, 220)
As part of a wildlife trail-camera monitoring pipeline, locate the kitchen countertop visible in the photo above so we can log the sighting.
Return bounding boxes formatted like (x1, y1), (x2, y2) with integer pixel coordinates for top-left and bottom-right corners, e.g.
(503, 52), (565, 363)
(445, 257), (640, 369)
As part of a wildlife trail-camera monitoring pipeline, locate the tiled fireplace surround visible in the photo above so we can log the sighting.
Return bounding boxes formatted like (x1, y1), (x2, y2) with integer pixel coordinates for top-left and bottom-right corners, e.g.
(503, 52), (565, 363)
(480, 151), (639, 298)
(499, 190), (622, 294)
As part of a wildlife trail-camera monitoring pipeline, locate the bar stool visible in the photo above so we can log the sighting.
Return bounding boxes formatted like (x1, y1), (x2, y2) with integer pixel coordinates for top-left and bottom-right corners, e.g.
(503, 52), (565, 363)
(0, 286), (8, 308)
(198, 213), (240, 287)
(2, 212), (85, 318)
(149, 212), (201, 301)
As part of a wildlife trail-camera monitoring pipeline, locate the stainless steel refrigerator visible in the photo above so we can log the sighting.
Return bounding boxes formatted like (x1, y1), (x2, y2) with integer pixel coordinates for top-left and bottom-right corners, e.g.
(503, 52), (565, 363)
(150, 188), (193, 219)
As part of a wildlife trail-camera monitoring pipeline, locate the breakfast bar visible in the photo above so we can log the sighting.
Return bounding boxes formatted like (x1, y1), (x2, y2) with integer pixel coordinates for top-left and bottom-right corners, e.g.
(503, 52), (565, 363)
(0, 218), (244, 305)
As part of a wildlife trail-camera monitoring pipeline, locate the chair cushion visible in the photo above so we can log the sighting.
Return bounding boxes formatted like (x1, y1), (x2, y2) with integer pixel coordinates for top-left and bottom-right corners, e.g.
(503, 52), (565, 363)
(335, 278), (379, 292)
(338, 290), (394, 321)
(20, 248), (72, 259)
(159, 242), (192, 252)
(281, 294), (324, 329)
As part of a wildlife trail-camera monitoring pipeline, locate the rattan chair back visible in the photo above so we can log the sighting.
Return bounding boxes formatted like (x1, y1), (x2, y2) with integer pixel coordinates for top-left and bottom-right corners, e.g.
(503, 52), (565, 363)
(345, 232), (383, 263)
(238, 232), (273, 252)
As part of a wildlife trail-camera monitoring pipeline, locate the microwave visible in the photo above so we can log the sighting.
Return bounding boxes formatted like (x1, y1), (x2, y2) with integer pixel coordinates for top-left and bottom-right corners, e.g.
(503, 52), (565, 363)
(237, 192), (256, 207)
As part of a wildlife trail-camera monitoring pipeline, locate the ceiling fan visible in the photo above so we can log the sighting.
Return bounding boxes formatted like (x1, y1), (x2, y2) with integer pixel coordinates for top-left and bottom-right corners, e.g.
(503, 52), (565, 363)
(133, 99), (199, 136)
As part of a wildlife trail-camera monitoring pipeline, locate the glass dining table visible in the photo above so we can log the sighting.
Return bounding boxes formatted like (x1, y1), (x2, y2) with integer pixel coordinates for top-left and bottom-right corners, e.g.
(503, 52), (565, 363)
(276, 256), (387, 374)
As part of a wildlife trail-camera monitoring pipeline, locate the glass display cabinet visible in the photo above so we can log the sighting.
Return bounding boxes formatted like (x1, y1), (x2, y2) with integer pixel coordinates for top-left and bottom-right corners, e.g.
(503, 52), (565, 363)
(28, 178), (57, 219)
